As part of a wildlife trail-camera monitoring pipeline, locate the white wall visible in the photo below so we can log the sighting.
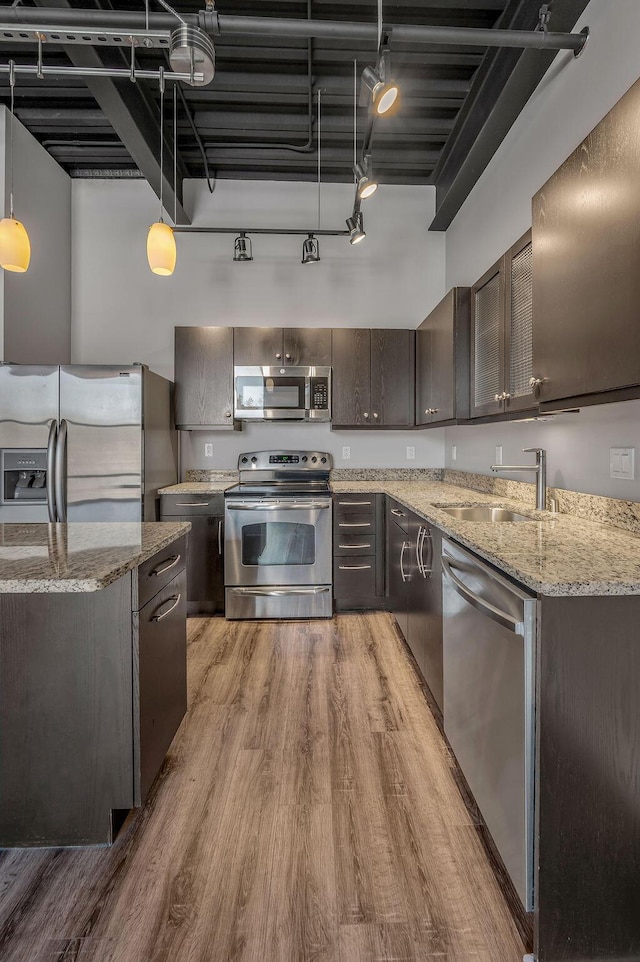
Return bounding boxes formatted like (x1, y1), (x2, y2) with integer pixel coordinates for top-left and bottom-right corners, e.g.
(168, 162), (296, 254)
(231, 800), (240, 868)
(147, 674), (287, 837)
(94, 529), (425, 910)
(444, 0), (640, 500)
(0, 109), (71, 364)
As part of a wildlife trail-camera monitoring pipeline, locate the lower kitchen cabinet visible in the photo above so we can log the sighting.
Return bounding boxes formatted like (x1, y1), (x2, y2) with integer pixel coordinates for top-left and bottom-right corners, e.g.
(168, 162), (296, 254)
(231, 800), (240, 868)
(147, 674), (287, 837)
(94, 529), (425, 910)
(160, 493), (224, 614)
(0, 535), (188, 847)
(333, 493), (385, 610)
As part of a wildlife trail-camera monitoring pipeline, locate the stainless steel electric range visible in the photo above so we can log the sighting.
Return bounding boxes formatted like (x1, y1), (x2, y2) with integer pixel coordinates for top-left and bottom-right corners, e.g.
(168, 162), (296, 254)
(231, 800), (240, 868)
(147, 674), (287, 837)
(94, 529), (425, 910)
(224, 450), (333, 619)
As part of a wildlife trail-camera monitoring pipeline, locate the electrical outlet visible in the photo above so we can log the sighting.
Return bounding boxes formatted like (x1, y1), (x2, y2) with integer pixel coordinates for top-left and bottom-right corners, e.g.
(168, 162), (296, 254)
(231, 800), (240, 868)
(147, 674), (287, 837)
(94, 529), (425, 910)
(342, 446), (351, 460)
(451, 444), (457, 462)
(610, 447), (635, 480)
(495, 445), (503, 465)
(406, 446), (415, 461)
(204, 443), (213, 458)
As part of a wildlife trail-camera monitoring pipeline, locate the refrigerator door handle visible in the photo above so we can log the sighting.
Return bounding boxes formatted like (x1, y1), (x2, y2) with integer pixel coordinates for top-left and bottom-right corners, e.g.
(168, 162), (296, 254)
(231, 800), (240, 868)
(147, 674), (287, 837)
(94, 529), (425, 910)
(55, 419), (68, 522)
(46, 419), (58, 523)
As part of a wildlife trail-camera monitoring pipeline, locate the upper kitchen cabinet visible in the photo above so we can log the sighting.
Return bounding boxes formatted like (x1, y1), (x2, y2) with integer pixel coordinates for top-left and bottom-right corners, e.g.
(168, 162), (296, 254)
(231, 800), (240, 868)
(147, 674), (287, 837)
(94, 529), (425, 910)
(416, 288), (470, 427)
(233, 327), (331, 366)
(532, 77), (640, 409)
(332, 328), (415, 429)
(470, 230), (535, 419)
(174, 327), (236, 430)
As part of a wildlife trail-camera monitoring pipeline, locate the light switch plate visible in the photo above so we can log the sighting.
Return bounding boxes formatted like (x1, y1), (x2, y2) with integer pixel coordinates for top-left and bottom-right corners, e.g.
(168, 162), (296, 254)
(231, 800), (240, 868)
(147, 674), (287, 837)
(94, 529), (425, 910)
(406, 446), (416, 461)
(610, 447), (635, 480)
(342, 446), (351, 460)
(204, 442), (213, 458)
(451, 444), (457, 462)
(495, 445), (503, 465)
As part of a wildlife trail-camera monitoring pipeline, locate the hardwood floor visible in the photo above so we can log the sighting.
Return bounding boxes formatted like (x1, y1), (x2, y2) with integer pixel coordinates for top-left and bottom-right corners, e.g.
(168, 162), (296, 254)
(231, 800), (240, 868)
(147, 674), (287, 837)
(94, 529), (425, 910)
(0, 613), (526, 962)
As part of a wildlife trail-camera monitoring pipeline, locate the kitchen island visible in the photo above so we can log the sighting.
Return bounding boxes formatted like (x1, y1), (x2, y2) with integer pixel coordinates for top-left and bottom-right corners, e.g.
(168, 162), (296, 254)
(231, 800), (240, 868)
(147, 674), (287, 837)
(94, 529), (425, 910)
(0, 521), (190, 848)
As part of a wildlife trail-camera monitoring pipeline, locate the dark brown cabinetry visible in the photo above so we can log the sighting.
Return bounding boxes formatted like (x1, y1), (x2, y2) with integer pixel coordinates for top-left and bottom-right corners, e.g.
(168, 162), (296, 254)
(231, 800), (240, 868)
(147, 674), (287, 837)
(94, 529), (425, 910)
(416, 288), (470, 427)
(333, 494), (385, 610)
(160, 494), (224, 614)
(174, 327), (235, 429)
(387, 501), (411, 639)
(470, 231), (535, 419)
(332, 328), (415, 428)
(234, 327), (331, 366)
(532, 77), (640, 409)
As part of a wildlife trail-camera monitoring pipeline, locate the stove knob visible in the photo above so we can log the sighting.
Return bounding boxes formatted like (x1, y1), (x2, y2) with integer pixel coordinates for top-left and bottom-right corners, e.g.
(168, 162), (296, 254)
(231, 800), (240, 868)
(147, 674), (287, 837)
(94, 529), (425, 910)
(321, 456), (327, 463)
(301, 455), (308, 462)
(241, 457), (248, 464)
(311, 456), (317, 463)
(251, 456), (257, 464)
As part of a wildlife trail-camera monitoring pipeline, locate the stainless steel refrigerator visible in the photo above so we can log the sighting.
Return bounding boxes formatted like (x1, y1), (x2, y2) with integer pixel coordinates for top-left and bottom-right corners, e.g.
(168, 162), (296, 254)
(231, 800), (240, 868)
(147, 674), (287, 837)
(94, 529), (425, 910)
(0, 365), (177, 522)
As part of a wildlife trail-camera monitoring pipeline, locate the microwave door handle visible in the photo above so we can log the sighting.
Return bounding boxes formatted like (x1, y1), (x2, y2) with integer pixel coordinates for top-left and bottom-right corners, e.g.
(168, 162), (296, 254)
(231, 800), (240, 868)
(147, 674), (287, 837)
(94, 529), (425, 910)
(441, 556), (523, 633)
(46, 419), (58, 522)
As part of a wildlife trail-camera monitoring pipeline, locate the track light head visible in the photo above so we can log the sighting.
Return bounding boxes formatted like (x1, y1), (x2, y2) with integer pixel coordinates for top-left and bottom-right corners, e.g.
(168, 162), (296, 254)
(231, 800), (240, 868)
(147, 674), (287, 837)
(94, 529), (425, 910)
(361, 62), (399, 116)
(354, 156), (378, 200)
(301, 234), (320, 265)
(346, 212), (366, 245)
(233, 232), (253, 262)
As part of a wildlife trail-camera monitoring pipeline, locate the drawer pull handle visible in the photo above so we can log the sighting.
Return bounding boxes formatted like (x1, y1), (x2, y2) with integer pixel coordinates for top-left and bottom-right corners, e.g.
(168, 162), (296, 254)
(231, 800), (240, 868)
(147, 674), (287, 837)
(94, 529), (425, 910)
(338, 500), (372, 506)
(338, 565), (372, 570)
(151, 594), (181, 622)
(338, 522), (371, 527)
(150, 554), (181, 576)
(339, 543), (371, 548)
(175, 501), (210, 506)
(390, 508), (405, 517)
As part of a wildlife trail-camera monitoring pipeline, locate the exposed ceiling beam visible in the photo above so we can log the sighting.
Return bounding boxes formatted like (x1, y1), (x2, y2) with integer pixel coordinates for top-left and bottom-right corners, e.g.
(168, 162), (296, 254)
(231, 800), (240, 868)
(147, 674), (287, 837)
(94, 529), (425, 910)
(429, 0), (590, 230)
(32, 0), (190, 224)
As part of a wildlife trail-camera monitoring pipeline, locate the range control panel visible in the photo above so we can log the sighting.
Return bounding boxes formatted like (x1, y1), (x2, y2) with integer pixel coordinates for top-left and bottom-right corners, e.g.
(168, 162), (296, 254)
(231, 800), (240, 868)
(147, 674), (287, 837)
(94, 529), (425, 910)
(237, 450), (332, 471)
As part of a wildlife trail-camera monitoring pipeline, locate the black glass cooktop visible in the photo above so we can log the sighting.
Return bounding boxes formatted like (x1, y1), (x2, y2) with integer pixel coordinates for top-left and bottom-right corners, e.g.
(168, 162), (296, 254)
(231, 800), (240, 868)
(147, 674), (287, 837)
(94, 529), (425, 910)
(224, 481), (330, 499)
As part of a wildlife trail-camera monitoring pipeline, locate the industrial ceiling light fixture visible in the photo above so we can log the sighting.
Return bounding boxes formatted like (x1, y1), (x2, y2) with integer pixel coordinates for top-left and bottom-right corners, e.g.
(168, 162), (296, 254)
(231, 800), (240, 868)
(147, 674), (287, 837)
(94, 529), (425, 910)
(346, 211), (366, 245)
(0, 61), (31, 273)
(361, 49), (399, 117)
(354, 154), (378, 200)
(301, 234), (320, 265)
(147, 66), (177, 276)
(233, 232), (253, 262)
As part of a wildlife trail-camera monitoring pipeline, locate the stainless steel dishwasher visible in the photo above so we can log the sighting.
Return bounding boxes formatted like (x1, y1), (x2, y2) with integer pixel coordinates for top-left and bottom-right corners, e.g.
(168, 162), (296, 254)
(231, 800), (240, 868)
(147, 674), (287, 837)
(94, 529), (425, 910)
(441, 538), (537, 912)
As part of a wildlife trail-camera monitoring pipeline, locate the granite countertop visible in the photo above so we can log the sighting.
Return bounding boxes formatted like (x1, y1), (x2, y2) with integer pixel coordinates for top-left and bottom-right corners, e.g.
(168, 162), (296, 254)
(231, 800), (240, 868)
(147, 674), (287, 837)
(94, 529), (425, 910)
(332, 481), (640, 597)
(0, 522), (191, 593)
(159, 482), (231, 495)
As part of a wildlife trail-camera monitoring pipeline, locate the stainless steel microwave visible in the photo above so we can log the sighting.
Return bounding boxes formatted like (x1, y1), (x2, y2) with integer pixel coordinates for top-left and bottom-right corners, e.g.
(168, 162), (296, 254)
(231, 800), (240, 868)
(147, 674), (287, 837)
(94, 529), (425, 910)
(233, 366), (331, 421)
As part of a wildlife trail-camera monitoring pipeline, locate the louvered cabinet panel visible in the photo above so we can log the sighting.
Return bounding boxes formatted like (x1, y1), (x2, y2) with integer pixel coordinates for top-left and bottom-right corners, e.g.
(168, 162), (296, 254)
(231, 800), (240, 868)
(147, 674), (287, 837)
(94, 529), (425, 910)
(471, 260), (504, 417)
(505, 231), (536, 413)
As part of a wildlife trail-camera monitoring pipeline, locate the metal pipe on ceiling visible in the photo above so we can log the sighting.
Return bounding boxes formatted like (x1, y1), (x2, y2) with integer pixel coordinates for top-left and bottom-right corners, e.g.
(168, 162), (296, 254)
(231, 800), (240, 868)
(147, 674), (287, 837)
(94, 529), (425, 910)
(0, 8), (588, 54)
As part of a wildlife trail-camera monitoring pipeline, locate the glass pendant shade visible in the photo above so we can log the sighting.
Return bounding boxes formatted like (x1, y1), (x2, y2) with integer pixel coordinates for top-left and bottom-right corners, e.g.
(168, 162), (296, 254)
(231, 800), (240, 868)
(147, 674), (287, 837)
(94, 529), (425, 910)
(0, 216), (31, 273)
(147, 221), (176, 276)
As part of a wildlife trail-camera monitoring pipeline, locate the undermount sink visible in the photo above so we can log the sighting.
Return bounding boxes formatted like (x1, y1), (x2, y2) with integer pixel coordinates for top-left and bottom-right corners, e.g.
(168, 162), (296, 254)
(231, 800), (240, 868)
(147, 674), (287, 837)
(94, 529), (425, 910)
(437, 505), (535, 523)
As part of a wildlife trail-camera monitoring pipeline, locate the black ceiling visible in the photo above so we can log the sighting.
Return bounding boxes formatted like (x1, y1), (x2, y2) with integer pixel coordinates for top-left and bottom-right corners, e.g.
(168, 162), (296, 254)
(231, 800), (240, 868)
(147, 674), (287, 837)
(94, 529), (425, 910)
(0, 0), (588, 228)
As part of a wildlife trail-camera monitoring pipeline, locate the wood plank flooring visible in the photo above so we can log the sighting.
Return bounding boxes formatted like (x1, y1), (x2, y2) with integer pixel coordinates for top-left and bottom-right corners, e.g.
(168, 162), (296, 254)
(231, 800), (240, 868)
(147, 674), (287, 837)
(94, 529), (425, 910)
(0, 612), (526, 962)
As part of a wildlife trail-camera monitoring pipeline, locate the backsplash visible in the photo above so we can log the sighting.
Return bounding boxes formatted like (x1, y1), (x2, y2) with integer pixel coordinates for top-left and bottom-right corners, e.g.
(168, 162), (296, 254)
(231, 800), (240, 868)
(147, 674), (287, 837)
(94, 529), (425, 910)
(331, 468), (444, 481)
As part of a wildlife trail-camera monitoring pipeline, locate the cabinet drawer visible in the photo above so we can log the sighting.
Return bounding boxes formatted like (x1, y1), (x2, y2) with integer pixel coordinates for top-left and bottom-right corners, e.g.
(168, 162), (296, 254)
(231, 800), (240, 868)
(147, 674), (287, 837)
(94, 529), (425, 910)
(334, 556), (376, 598)
(334, 534), (376, 556)
(138, 535), (187, 610)
(160, 493), (224, 517)
(334, 498), (376, 522)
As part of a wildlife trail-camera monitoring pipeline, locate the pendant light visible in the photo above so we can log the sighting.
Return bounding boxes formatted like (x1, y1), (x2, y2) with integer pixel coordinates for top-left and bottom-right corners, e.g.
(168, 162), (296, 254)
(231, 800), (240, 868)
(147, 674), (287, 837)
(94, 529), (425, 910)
(0, 61), (31, 273)
(302, 90), (322, 265)
(233, 232), (253, 262)
(147, 67), (176, 276)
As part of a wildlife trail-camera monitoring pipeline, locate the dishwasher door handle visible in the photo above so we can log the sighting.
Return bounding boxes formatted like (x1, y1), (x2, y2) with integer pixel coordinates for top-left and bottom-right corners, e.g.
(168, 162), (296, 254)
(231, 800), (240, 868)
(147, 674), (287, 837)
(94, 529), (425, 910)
(441, 556), (524, 634)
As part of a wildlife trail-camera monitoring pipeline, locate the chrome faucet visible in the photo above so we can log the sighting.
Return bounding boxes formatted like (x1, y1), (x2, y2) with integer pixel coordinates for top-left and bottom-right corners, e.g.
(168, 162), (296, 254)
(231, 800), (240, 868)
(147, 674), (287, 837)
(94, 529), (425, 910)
(490, 448), (547, 511)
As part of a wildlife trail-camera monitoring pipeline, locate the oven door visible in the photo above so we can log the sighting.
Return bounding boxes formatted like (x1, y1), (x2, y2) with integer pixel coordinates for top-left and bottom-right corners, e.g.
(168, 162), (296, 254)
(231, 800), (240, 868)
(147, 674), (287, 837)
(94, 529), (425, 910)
(234, 368), (308, 420)
(225, 499), (332, 586)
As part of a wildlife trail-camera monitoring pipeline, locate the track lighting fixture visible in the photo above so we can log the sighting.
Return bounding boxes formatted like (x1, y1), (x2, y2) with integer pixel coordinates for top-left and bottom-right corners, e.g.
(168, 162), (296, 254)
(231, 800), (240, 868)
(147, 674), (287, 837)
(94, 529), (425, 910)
(346, 211), (366, 245)
(361, 61), (399, 116)
(301, 234), (320, 265)
(354, 156), (378, 200)
(0, 61), (30, 273)
(147, 68), (176, 276)
(233, 232), (253, 262)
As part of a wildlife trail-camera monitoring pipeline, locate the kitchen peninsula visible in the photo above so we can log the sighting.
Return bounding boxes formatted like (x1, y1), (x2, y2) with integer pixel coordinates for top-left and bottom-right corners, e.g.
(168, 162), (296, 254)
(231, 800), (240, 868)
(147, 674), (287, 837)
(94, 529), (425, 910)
(0, 521), (190, 848)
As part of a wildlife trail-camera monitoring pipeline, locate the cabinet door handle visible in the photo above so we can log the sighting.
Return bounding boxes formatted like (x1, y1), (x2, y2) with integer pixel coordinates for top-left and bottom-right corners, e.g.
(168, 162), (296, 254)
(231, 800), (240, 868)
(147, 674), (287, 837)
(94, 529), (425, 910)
(400, 541), (409, 582)
(363, 412), (369, 419)
(151, 594), (182, 622)
(175, 501), (210, 506)
(338, 521), (371, 527)
(276, 353), (282, 360)
(338, 564), (372, 570)
(338, 500), (372, 506)
(225, 411), (232, 418)
(391, 508), (404, 517)
(373, 412), (379, 419)
(151, 554), (181, 576)
(218, 519), (223, 555)
(285, 353), (292, 360)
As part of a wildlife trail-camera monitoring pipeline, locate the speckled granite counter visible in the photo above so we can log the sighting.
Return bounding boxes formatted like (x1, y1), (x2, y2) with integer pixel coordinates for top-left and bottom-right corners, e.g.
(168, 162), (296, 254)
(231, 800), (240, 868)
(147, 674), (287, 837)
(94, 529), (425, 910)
(159, 481), (231, 495)
(332, 481), (640, 596)
(0, 522), (191, 593)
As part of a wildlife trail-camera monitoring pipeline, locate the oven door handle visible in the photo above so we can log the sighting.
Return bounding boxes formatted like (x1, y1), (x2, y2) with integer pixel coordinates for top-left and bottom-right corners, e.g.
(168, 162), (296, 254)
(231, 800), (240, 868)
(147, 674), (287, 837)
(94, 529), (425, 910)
(230, 586), (331, 596)
(226, 501), (331, 511)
